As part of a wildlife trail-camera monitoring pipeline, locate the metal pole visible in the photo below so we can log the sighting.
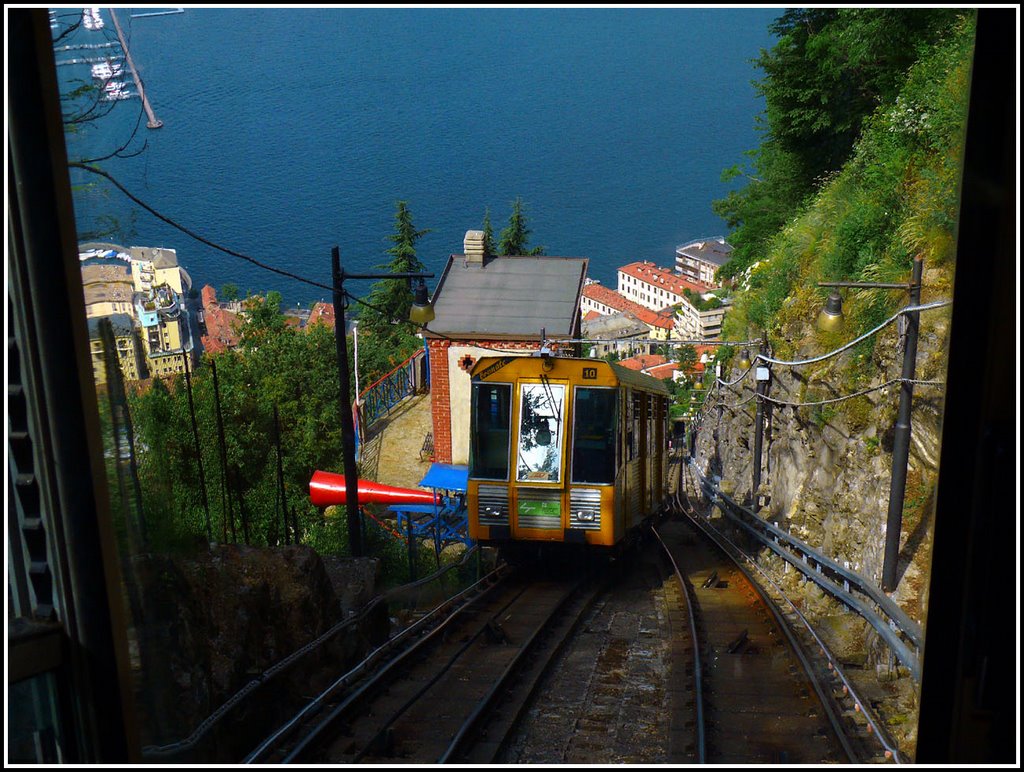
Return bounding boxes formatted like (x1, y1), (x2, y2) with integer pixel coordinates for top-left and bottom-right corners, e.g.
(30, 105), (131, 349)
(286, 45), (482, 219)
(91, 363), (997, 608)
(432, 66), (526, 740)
(211, 360), (235, 542)
(353, 320), (361, 404)
(882, 256), (924, 592)
(332, 246), (364, 557)
(407, 516), (416, 582)
(182, 351), (212, 542)
(752, 340), (769, 507)
(273, 404), (287, 546)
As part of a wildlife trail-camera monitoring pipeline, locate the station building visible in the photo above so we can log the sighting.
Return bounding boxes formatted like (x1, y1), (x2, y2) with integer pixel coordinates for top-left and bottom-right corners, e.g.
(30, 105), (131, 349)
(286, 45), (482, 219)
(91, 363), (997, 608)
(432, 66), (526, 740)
(423, 230), (588, 465)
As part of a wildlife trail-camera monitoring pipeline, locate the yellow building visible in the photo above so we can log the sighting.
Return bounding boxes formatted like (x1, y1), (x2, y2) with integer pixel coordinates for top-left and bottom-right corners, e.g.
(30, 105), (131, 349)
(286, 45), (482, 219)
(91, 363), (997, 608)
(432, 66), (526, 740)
(79, 244), (195, 384)
(129, 246), (188, 295)
(87, 314), (144, 386)
(134, 281), (192, 378)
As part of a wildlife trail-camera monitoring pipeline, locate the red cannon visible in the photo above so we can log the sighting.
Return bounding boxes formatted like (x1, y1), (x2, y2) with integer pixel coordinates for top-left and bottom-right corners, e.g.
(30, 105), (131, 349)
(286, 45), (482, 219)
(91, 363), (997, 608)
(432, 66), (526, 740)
(309, 470), (437, 508)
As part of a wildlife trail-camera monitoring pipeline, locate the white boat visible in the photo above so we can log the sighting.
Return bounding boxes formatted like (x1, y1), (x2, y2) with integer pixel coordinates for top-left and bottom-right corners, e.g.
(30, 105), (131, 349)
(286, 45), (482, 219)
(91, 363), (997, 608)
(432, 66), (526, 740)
(91, 60), (123, 80)
(102, 81), (132, 100)
(82, 7), (104, 30)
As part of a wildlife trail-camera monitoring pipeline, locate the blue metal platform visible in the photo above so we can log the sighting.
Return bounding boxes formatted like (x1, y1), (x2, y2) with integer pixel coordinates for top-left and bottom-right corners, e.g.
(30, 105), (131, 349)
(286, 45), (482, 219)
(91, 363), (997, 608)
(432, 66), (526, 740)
(387, 463), (471, 548)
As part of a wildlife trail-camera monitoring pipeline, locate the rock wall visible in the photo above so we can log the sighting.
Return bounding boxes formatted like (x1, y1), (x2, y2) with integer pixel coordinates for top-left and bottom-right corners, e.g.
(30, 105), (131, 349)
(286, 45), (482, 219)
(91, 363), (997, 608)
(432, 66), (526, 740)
(125, 544), (386, 762)
(695, 293), (951, 635)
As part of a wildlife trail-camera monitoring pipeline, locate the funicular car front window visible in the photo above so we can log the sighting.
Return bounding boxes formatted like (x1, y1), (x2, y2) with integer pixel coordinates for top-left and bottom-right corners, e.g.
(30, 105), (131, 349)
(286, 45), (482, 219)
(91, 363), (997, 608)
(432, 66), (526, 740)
(516, 382), (564, 483)
(470, 382), (511, 480)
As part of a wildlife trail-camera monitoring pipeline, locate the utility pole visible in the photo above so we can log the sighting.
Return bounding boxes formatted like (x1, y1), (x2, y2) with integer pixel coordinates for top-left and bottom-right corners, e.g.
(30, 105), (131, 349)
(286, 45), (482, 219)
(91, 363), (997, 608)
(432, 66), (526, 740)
(882, 256), (924, 591)
(752, 336), (770, 508)
(332, 246), (364, 558)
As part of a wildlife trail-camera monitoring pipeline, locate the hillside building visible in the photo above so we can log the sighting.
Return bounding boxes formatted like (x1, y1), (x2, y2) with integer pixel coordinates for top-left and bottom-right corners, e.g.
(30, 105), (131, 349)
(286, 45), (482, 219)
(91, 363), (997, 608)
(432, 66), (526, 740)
(617, 260), (704, 313)
(424, 230), (588, 465)
(674, 236), (733, 287)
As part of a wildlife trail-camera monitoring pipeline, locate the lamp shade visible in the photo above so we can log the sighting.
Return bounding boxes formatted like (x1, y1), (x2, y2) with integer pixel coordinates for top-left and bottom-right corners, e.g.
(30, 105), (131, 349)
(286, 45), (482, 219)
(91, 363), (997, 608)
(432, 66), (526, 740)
(817, 291), (844, 332)
(409, 280), (435, 325)
(737, 349), (752, 370)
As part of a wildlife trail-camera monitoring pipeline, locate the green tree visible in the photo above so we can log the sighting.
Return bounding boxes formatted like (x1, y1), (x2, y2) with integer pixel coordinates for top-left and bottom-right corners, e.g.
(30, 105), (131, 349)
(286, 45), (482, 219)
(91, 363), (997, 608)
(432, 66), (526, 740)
(129, 315), (350, 554)
(676, 344), (698, 375)
(238, 291), (284, 348)
(220, 282), (240, 302)
(481, 208), (495, 256)
(713, 8), (968, 281)
(360, 201), (431, 341)
(498, 197), (545, 256)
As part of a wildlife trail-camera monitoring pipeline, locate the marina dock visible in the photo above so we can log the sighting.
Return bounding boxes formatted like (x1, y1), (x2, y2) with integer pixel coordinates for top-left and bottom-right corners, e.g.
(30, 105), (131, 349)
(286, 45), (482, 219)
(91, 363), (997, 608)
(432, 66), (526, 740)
(108, 8), (163, 129)
(131, 8), (184, 19)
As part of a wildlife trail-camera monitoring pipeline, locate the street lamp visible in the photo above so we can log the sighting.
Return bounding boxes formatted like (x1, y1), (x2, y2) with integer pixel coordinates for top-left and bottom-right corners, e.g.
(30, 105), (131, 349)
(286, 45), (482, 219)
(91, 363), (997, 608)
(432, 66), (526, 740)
(817, 255), (924, 592)
(331, 245), (434, 557)
(737, 348), (752, 371)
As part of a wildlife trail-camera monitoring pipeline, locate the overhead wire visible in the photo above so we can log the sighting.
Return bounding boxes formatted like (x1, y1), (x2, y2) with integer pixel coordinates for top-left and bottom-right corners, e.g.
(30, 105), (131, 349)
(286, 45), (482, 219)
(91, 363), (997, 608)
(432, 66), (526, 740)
(70, 164), (569, 358)
(68, 163), (336, 293)
(755, 300), (952, 368)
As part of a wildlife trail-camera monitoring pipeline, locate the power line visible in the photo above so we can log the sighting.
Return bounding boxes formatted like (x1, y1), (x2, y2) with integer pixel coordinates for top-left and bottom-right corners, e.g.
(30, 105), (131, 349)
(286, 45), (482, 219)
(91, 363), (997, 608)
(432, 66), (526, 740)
(756, 300), (952, 368)
(755, 378), (945, 409)
(68, 163), (335, 293)
(68, 165), (564, 357)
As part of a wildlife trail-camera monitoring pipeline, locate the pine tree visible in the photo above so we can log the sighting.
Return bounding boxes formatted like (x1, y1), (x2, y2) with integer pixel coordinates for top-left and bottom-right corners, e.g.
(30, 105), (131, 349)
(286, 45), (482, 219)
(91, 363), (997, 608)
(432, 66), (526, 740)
(498, 197), (545, 256)
(361, 201), (430, 339)
(482, 208), (495, 256)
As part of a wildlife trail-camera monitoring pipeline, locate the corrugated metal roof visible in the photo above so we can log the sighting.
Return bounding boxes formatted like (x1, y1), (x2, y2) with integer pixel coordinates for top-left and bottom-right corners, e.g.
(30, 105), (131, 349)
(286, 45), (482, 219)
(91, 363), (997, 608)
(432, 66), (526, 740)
(428, 255), (588, 338)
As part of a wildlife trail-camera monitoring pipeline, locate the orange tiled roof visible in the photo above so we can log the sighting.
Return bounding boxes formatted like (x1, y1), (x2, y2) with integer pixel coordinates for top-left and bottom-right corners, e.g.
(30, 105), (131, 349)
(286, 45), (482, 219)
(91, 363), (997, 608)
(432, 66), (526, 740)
(200, 284), (241, 355)
(619, 261), (705, 296)
(582, 284), (673, 329)
(307, 302), (335, 330)
(617, 353), (668, 371)
(645, 361), (680, 379)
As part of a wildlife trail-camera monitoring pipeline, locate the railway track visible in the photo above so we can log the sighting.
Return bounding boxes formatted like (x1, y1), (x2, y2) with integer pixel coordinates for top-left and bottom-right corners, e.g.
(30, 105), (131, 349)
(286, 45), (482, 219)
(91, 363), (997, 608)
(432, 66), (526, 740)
(667, 459), (906, 763)
(248, 456), (903, 764)
(248, 561), (605, 763)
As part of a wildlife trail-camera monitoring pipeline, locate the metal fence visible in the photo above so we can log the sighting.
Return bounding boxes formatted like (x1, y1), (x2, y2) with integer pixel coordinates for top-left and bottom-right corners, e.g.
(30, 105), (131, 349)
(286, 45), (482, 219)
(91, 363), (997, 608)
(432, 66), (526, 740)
(357, 349), (427, 433)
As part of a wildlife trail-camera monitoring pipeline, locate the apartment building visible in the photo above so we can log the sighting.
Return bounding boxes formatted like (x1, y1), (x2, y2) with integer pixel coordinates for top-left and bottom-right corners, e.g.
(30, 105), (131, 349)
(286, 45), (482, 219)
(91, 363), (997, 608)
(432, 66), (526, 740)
(674, 236), (733, 287)
(674, 293), (730, 341)
(617, 261), (704, 312)
(580, 281), (675, 340)
(86, 313), (145, 385)
(79, 244), (194, 383)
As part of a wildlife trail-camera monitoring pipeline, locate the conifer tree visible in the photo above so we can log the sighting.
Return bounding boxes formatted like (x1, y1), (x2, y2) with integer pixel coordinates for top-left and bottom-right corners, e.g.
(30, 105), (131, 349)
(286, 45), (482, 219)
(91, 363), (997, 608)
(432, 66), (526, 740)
(361, 201), (430, 339)
(498, 197), (545, 256)
(482, 208), (495, 256)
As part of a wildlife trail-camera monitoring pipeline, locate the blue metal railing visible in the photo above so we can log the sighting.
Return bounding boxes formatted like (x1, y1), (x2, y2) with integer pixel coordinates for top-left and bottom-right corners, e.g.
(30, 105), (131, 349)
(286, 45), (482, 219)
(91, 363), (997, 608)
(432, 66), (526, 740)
(357, 349), (426, 433)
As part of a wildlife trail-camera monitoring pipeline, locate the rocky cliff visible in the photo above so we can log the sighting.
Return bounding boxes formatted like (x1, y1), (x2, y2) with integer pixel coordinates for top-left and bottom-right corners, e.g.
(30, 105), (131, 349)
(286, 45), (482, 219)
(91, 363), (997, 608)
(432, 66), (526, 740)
(124, 543), (384, 762)
(692, 274), (953, 752)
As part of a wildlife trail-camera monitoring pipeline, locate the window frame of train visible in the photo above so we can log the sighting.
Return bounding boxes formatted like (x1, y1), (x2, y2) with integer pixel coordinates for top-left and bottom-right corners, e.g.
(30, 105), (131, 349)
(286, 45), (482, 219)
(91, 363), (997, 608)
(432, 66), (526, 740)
(515, 381), (566, 484)
(469, 381), (513, 482)
(570, 385), (619, 485)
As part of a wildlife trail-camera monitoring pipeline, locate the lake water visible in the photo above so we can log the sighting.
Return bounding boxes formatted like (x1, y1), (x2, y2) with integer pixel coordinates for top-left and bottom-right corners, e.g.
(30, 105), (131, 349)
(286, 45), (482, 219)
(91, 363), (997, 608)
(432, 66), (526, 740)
(62, 7), (781, 306)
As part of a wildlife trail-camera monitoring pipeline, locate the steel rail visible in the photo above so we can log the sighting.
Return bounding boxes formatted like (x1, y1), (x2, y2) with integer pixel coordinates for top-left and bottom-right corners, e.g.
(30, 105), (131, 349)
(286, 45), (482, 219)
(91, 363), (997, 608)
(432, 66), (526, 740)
(690, 463), (923, 651)
(680, 467), (906, 763)
(351, 581), (541, 763)
(695, 474), (921, 681)
(677, 484), (857, 763)
(436, 577), (593, 763)
(244, 562), (510, 763)
(650, 525), (706, 763)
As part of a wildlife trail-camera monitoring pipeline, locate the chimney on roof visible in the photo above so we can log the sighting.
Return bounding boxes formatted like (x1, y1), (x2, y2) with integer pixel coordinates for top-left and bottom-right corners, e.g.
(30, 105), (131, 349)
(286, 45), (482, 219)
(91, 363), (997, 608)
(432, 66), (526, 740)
(464, 230), (486, 266)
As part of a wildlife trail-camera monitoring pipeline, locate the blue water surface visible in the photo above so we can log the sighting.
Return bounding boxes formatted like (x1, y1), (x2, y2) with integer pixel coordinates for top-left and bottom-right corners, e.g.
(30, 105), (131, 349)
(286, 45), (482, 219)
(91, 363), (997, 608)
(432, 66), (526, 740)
(62, 7), (781, 306)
